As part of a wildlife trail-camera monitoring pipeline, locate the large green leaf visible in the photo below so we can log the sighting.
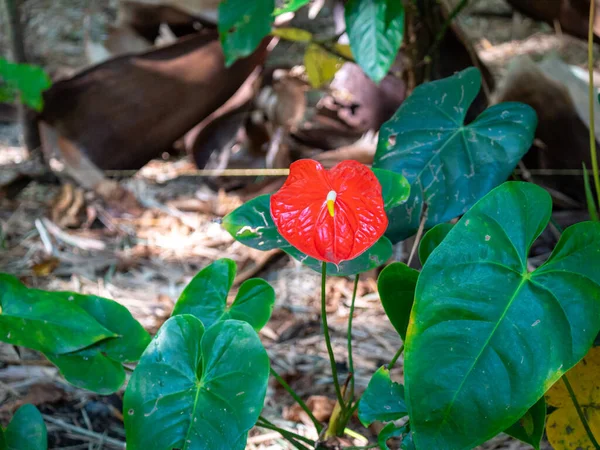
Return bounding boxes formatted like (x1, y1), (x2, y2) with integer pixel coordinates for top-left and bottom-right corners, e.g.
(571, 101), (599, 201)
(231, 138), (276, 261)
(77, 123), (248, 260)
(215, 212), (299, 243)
(358, 366), (407, 426)
(284, 236), (393, 276)
(0, 275), (115, 354)
(124, 315), (269, 450)
(345, 0), (404, 83)
(274, 0), (310, 15)
(404, 182), (600, 449)
(378, 423), (407, 450)
(418, 223), (454, 265)
(377, 262), (418, 341)
(46, 292), (151, 394)
(372, 168), (411, 210)
(373, 68), (537, 243)
(172, 259), (275, 331)
(0, 58), (51, 111)
(218, 0), (274, 66)
(5, 404), (47, 450)
(505, 397), (546, 450)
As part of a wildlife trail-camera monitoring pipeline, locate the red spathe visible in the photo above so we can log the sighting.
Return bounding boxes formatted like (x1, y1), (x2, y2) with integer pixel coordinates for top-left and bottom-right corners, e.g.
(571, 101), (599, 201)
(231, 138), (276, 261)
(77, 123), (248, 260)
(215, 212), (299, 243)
(270, 159), (388, 264)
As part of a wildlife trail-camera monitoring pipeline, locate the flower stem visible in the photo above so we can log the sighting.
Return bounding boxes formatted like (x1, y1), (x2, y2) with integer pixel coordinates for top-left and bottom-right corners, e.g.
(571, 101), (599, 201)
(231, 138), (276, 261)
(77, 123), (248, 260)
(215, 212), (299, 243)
(321, 262), (346, 412)
(270, 367), (323, 433)
(562, 375), (600, 449)
(388, 345), (405, 370)
(257, 416), (315, 448)
(347, 274), (360, 404)
(588, 0), (600, 208)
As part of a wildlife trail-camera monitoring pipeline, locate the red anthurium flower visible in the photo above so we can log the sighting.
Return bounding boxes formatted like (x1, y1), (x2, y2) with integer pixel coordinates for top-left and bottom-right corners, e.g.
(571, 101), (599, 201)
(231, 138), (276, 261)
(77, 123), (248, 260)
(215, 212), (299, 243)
(270, 159), (388, 265)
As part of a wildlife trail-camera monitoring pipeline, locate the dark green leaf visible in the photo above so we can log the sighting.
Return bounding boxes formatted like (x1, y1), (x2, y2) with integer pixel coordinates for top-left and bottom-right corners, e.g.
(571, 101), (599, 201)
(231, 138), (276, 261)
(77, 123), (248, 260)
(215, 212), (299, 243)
(401, 431), (415, 450)
(378, 423), (406, 450)
(274, 0), (310, 15)
(0, 59), (51, 111)
(218, 0), (274, 66)
(5, 404), (47, 450)
(0, 275), (115, 354)
(222, 194), (286, 251)
(0, 426), (5, 449)
(373, 67), (537, 243)
(404, 182), (600, 449)
(583, 163), (599, 221)
(373, 168), (411, 210)
(124, 316), (269, 450)
(418, 223), (454, 265)
(377, 262), (418, 341)
(172, 259), (275, 331)
(284, 236), (393, 276)
(172, 259), (236, 327)
(345, 0), (405, 83)
(505, 397), (546, 450)
(45, 292), (150, 394)
(359, 366), (407, 426)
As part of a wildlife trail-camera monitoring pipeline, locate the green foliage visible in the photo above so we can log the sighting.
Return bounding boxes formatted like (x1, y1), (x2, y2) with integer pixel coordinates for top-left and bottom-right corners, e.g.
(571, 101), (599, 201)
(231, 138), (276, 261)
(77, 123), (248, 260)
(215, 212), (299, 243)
(172, 258), (275, 331)
(505, 397), (546, 450)
(223, 171), (409, 275)
(345, 0), (405, 83)
(373, 67), (537, 243)
(404, 181), (600, 449)
(583, 163), (599, 221)
(358, 366), (407, 426)
(4, 404), (47, 450)
(218, 0), (275, 66)
(124, 315), (269, 450)
(378, 423), (407, 450)
(0, 275), (150, 394)
(0, 58), (51, 111)
(418, 223), (454, 265)
(274, 0), (311, 16)
(377, 262), (417, 341)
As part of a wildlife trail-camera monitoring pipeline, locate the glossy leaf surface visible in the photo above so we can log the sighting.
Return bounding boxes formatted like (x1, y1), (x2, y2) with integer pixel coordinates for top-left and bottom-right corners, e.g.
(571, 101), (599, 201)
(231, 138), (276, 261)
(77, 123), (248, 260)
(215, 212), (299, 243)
(546, 347), (600, 449)
(173, 259), (275, 331)
(418, 223), (454, 265)
(377, 262), (418, 341)
(372, 168), (411, 211)
(405, 182), (600, 449)
(5, 404), (47, 450)
(359, 366), (407, 426)
(345, 0), (404, 83)
(124, 316), (269, 450)
(0, 275), (115, 354)
(218, 0), (274, 66)
(373, 68), (537, 243)
(505, 397), (546, 450)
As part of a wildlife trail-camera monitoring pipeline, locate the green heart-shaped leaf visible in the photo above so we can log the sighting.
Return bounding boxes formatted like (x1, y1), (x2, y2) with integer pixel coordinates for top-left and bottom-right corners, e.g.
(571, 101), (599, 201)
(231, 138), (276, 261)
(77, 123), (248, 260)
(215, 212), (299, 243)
(345, 0), (404, 83)
(218, 0), (274, 66)
(46, 292), (151, 394)
(284, 236), (393, 276)
(172, 259), (275, 331)
(359, 366), (407, 427)
(124, 315), (269, 450)
(0, 275), (115, 354)
(224, 193), (393, 275)
(372, 168), (411, 210)
(5, 404), (47, 450)
(505, 397), (546, 450)
(378, 423), (407, 450)
(418, 223), (454, 265)
(378, 262), (418, 341)
(405, 181), (600, 449)
(373, 67), (537, 243)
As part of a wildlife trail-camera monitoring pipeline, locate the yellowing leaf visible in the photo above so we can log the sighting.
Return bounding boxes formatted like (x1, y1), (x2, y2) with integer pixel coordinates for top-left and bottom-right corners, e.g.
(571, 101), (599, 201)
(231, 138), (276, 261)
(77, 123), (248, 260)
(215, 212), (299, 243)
(271, 27), (312, 42)
(546, 346), (600, 449)
(304, 43), (343, 88)
(333, 43), (353, 60)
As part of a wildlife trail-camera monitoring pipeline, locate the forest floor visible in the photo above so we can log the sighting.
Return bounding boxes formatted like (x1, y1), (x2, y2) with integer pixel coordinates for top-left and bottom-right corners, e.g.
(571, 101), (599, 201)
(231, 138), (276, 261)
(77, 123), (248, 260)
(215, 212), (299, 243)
(0, 0), (593, 448)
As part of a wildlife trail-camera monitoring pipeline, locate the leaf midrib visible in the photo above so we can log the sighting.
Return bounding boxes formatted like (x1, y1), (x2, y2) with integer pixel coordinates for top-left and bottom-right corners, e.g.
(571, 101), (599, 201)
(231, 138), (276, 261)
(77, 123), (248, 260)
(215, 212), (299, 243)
(433, 273), (530, 437)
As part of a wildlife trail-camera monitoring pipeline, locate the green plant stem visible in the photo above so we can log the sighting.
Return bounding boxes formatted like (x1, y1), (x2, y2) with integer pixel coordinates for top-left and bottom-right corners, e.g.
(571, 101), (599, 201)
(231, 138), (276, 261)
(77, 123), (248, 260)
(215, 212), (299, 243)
(425, 0), (470, 60)
(347, 274), (359, 404)
(388, 345), (405, 370)
(343, 445), (379, 450)
(270, 367), (323, 433)
(257, 416), (315, 448)
(588, 0), (600, 208)
(344, 427), (368, 442)
(562, 375), (600, 449)
(321, 262), (346, 412)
